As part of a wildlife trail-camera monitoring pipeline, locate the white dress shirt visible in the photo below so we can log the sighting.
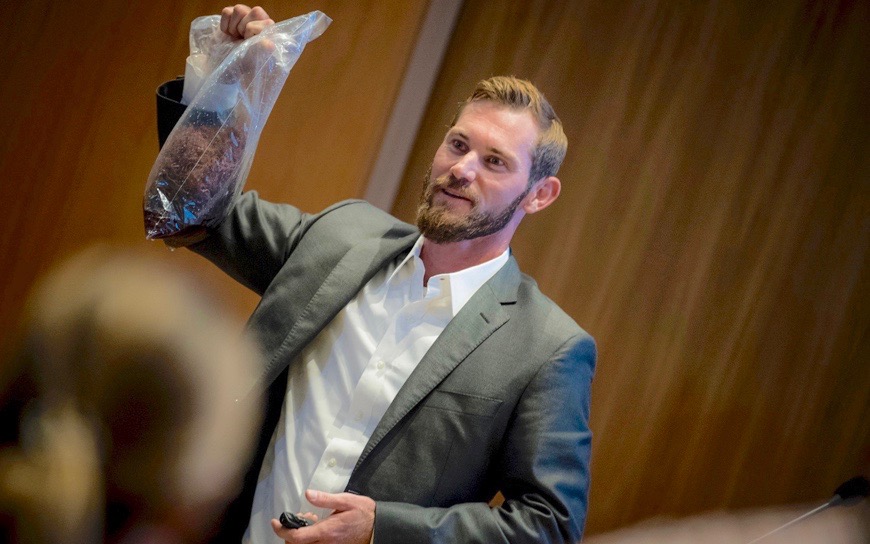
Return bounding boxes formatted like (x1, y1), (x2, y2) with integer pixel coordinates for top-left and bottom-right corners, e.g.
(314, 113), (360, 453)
(244, 236), (509, 543)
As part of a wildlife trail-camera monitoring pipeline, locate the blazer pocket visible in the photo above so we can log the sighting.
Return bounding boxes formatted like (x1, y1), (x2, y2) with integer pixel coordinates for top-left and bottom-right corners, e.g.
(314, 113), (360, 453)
(423, 389), (503, 418)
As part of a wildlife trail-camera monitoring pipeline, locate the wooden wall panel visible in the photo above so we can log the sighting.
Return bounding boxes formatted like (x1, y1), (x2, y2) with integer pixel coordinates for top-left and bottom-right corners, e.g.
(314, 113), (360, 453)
(0, 1), (429, 353)
(391, 0), (869, 534)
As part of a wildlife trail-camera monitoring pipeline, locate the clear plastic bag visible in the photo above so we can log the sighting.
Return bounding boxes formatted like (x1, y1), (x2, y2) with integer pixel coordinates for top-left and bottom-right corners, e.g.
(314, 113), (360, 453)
(182, 15), (238, 106)
(143, 11), (331, 240)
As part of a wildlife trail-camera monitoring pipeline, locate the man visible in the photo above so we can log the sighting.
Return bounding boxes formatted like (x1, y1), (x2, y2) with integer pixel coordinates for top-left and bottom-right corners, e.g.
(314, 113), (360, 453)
(154, 5), (596, 543)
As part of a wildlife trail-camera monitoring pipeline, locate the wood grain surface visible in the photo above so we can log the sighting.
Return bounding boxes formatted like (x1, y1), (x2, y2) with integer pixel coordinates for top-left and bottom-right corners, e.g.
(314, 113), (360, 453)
(390, 0), (869, 534)
(0, 0), (867, 538)
(0, 0), (429, 349)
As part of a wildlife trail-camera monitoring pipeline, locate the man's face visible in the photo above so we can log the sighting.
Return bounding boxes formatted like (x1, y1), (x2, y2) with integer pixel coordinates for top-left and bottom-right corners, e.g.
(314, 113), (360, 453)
(416, 101), (539, 244)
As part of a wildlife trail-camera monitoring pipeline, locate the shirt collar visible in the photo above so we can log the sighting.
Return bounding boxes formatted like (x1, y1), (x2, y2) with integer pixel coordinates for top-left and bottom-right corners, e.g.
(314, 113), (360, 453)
(391, 236), (509, 317)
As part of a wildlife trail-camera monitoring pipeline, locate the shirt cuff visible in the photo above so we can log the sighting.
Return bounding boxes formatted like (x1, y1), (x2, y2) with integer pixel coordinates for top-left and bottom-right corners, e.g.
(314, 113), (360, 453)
(182, 54), (241, 111)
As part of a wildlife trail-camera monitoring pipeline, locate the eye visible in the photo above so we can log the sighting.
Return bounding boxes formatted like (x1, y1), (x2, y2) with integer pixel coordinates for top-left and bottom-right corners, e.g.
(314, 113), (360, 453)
(450, 139), (468, 153)
(486, 156), (505, 168)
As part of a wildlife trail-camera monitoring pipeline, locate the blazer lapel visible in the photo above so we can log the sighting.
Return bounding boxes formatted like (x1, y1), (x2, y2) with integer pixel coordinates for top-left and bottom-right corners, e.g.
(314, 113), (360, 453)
(354, 256), (521, 471)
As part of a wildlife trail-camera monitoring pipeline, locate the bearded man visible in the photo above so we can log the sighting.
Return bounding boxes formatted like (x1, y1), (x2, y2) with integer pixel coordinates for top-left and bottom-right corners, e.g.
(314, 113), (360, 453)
(153, 6), (596, 544)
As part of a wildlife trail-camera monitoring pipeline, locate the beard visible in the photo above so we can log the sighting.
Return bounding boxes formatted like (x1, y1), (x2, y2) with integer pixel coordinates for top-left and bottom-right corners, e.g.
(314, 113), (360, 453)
(415, 167), (529, 244)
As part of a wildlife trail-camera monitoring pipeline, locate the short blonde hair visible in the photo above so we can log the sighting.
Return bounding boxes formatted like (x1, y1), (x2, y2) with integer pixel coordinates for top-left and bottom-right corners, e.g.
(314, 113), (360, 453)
(453, 76), (567, 184)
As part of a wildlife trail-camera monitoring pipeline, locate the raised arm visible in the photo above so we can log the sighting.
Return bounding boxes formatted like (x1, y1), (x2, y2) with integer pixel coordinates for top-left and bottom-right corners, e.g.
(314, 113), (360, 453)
(151, 4), (273, 247)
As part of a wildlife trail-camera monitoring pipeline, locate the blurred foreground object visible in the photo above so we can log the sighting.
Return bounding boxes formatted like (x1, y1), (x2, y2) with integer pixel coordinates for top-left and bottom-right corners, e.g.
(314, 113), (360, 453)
(0, 246), (263, 543)
(584, 499), (869, 544)
(743, 476), (869, 543)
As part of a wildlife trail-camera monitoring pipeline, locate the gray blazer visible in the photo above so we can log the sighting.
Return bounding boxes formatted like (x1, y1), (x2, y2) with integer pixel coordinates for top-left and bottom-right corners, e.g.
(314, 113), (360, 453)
(190, 192), (596, 543)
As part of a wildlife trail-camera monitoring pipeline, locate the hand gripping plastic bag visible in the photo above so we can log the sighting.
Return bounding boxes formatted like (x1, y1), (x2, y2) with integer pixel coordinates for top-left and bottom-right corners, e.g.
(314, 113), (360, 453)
(143, 11), (331, 241)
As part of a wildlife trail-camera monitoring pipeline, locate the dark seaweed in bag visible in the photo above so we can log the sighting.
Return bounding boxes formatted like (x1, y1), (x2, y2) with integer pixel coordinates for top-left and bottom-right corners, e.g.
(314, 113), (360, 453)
(144, 11), (330, 240)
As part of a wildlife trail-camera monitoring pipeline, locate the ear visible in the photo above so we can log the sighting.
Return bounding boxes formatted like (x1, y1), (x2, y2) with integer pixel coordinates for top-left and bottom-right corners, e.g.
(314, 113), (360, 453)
(522, 176), (561, 214)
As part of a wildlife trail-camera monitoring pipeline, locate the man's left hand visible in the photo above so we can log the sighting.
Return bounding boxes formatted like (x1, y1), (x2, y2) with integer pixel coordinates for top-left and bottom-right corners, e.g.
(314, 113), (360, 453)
(271, 489), (375, 544)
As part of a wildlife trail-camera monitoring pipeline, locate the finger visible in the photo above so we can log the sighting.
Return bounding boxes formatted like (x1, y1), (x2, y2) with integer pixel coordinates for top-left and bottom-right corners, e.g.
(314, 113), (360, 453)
(249, 6), (272, 22)
(220, 7), (233, 34)
(237, 6), (271, 39)
(242, 18), (274, 39)
(306, 489), (359, 511)
(297, 511), (319, 523)
(305, 512), (319, 523)
(236, 11), (255, 38)
(226, 4), (252, 39)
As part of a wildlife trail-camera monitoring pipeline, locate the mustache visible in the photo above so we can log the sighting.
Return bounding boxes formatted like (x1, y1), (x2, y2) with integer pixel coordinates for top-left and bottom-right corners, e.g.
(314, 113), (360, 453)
(429, 174), (478, 204)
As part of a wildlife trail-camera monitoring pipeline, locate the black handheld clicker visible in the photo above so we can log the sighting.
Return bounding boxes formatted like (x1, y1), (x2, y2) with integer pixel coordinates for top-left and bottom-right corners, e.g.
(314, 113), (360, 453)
(279, 511), (313, 529)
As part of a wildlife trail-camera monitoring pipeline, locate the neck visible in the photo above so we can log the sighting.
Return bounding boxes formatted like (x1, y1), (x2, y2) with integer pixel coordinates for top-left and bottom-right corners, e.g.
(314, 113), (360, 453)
(419, 234), (510, 284)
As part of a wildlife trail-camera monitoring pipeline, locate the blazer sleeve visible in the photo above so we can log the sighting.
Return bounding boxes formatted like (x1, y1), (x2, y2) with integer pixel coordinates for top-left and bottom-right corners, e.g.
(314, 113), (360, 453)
(373, 332), (596, 544)
(156, 77), (187, 148)
(188, 191), (314, 295)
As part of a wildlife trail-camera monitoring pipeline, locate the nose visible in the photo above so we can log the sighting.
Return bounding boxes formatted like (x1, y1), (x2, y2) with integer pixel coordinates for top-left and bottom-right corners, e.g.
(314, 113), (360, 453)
(449, 152), (478, 185)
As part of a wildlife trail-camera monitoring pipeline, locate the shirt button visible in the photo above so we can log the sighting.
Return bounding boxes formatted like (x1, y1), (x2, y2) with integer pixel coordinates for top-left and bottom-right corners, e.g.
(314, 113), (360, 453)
(327, 458), (337, 468)
(354, 411), (364, 422)
(377, 361), (386, 371)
